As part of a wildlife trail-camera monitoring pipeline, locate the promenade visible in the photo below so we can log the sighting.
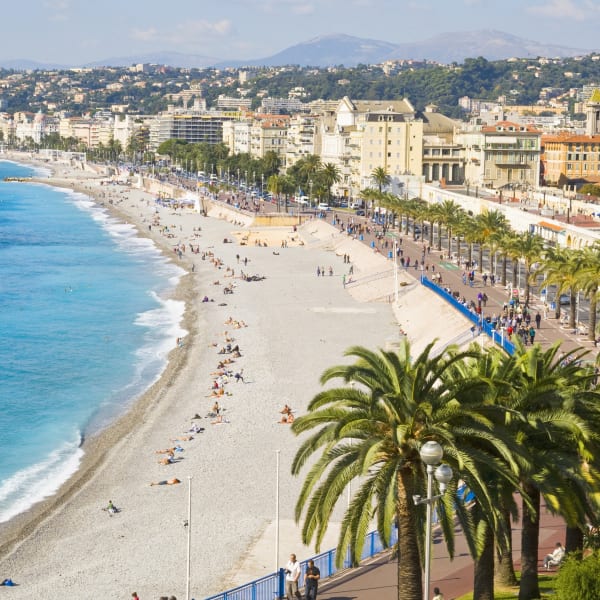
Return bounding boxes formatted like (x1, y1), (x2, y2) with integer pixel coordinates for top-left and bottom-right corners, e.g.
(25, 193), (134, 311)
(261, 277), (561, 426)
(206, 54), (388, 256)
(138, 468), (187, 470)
(340, 210), (599, 361)
(318, 503), (566, 600)
(306, 212), (589, 599)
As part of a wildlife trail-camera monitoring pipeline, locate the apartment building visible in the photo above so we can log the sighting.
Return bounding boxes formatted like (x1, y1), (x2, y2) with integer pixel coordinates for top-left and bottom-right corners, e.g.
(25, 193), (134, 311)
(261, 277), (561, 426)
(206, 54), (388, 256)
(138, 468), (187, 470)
(148, 104), (239, 150)
(541, 89), (600, 186)
(284, 114), (320, 170)
(457, 121), (541, 190)
(249, 115), (289, 159)
(421, 105), (464, 184)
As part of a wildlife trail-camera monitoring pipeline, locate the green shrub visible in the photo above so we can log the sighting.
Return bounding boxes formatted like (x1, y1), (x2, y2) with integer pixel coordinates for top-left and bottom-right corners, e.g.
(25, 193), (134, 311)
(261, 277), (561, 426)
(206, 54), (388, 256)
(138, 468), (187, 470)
(555, 551), (600, 600)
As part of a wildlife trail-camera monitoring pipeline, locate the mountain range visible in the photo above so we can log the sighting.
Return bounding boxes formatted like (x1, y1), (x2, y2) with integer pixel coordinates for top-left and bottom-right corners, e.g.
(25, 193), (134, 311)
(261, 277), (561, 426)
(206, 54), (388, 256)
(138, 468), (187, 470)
(0, 30), (595, 71)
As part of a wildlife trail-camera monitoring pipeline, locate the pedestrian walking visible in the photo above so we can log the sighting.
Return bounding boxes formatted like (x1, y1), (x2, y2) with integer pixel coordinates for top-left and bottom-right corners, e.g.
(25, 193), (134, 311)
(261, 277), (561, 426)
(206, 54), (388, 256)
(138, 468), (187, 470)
(284, 554), (302, 600)
(535, 312), (542, 329)
(432, 588), (444, 600)
(305, 559), (321, 600)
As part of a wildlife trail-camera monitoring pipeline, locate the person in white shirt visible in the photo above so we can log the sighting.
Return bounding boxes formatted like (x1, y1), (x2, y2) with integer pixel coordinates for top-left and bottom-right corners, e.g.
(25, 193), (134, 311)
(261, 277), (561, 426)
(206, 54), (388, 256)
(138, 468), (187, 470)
(284, 553), (301, 600)
(543, 542), (565, 569)
(432, 587), (444, 600)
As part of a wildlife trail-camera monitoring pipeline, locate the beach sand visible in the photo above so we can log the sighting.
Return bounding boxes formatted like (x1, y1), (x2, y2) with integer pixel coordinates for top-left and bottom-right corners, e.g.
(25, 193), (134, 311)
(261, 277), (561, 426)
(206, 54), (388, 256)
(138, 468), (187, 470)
(0, 154), (471, 599)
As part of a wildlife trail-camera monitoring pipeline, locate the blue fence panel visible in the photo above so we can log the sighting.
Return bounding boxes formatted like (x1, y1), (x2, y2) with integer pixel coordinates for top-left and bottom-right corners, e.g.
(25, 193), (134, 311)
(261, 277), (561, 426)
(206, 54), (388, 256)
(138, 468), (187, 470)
(206, 572), (280, 600)
(205, 526), (398, 600)
(421, 276), (515, 355)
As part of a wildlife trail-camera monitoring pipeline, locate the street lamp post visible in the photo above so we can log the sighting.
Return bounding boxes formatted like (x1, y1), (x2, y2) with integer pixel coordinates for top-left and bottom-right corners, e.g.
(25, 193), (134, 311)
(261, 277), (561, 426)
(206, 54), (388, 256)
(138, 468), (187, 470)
(275, 449), (281, 572)
(413, 441), (453, 600)
(185, 475), (192, 600)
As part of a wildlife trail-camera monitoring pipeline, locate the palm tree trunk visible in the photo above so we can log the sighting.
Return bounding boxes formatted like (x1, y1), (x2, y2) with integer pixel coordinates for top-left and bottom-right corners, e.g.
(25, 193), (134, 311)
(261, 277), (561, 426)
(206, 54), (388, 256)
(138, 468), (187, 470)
(569, 293), (577, 329)
(436, 221), (442, 251)
(396, 469), (422, 600)
(473, 523), (495, 600)
(518, 483), (541, 600)
(565, 525), (583, 554)
(589, 294), (597, 342)
(447, 227), (452, 258)
(502, 256), (507, 287)
(495, 506), (518, 587)
(478, 245), (484, 273)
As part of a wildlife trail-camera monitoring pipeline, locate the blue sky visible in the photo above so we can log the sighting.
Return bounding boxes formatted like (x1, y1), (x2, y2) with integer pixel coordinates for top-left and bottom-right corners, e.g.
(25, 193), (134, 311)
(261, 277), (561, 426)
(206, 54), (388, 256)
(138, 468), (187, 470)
(4, 0), (600, 64)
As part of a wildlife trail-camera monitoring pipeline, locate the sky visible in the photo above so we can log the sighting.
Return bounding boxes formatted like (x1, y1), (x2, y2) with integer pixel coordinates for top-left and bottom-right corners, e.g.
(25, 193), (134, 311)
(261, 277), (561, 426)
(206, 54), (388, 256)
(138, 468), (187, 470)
(3, 0), (600, 65)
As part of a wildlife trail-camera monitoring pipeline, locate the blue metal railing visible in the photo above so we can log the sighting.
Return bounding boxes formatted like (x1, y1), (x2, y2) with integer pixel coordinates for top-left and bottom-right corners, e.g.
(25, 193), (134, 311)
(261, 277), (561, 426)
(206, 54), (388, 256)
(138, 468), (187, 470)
(204, 527), (398, 600)
(420, 276), (515, 355)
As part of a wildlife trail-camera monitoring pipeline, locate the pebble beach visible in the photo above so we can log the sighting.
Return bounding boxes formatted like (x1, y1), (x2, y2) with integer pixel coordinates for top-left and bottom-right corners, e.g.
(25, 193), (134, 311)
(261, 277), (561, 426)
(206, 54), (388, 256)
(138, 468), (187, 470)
(0, 155), (471, 599)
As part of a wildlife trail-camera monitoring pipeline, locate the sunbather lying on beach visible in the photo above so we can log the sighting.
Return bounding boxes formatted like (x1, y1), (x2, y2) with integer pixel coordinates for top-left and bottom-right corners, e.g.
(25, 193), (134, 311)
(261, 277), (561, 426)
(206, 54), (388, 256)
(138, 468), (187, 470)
(171, 435), (194, 442)
(211, 415), (230, 425)
(279, 413), (295, 424)
(155, 448), (176, 454)
(150, 478), (181, 486)
(102, 500), (119, 515)
(158, 457), (175, 465)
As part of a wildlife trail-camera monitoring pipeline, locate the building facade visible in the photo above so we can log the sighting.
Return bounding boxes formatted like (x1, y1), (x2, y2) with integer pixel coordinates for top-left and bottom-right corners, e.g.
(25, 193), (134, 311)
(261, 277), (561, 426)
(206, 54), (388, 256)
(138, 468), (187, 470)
(458, 121), (541, 190)
(541, 90), (600, 186)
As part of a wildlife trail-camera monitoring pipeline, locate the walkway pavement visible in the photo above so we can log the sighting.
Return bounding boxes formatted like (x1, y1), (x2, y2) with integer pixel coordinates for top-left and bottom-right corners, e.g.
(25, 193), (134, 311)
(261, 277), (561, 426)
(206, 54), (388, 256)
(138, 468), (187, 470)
(318, 503), (566, 600)
(313, 214), (585, 600)
(340, 212), (599, 361)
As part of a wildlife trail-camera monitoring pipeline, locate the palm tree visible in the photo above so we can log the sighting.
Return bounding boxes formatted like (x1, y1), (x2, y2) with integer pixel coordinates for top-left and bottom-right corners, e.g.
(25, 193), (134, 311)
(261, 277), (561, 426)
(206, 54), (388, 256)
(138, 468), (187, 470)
(267, 174), (286, 211)
(510, 231), (545, 306)
(538, 247), (583, 325)
(577, 243), (600, 342)
(319, 163), (341, 203)
(371, 166), (391, 193)
(291, 340), (520, 600)
(498, 342), (600, 600)
(446, 346), (530, 600)
(474, 210), (509, 275)
(432, 200), (463, 256)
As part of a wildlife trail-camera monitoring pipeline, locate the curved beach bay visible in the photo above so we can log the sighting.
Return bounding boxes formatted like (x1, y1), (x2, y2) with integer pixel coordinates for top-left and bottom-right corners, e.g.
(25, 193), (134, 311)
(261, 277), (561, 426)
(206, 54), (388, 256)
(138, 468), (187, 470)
(0, 158), (470, 598)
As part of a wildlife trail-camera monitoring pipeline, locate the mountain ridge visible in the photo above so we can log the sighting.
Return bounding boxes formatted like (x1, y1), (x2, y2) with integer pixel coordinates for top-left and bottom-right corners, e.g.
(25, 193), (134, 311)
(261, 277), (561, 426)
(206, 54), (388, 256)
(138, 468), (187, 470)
(0, 30), (595, 70)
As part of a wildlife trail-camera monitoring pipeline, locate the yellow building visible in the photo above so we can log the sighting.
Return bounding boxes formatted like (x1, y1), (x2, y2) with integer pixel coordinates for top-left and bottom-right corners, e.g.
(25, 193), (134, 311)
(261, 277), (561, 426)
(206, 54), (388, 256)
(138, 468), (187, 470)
(541, 89), (600, 186)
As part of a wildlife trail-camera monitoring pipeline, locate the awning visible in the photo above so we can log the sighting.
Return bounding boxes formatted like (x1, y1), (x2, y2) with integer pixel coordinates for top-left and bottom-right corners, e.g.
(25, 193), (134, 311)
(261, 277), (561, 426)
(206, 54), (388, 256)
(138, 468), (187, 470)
(538, 221), (565, 232)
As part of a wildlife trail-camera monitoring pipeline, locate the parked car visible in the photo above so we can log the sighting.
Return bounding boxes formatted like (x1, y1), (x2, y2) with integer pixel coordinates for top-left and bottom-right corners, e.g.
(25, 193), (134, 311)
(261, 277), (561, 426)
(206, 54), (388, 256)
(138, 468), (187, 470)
(317, 202), (330, 210)
(559, 294), (571, 305)
(355, 209), (366, 216)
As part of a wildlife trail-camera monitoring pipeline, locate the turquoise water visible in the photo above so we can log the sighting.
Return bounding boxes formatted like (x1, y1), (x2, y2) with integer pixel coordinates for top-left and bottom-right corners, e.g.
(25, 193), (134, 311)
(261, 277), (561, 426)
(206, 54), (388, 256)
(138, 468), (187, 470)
(0, 160), (185, 523)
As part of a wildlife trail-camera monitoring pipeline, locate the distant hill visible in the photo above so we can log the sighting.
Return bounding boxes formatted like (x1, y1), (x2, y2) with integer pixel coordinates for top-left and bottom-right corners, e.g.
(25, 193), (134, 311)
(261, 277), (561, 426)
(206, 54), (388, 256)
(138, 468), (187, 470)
(85, 51), (219, 69)
(228, 31), (594, 68)
(0, 30), (595, 71)
(217, 34), (400, 68)
(0, 59), (67, 70)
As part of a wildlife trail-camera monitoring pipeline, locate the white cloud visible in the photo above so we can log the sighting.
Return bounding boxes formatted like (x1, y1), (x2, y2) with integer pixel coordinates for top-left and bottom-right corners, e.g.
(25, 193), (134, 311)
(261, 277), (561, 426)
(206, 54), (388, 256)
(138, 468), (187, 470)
(42, 0), (70, 21)
(291, 3), (315, 15)
(42, 0), (70, 8)
(131, 19), (233, 46)
(527, 0), (586, 20)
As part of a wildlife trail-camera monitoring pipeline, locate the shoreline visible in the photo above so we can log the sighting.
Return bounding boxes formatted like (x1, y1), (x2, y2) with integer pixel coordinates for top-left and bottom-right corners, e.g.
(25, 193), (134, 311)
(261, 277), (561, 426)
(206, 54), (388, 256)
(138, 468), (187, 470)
(0, 157), (200, 561)
(0, 153), (472, 598)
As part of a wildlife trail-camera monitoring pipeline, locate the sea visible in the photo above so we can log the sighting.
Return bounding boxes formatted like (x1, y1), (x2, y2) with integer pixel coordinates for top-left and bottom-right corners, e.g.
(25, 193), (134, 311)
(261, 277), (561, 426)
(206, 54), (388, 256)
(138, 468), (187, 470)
(0, 160), (186, 524)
